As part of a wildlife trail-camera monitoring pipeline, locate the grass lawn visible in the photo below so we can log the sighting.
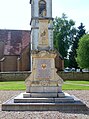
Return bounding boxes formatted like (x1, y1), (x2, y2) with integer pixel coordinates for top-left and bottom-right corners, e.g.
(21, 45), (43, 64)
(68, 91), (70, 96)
(0, 81), (26, 90)
(0, 81), (89, 90)
(64, 81), (89, 85)
(62, 81), (89, 90)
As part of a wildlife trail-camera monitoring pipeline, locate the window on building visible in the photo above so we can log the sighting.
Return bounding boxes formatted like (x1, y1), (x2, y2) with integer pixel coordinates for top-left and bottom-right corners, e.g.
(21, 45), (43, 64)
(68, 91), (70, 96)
(39, 0), (46, 17)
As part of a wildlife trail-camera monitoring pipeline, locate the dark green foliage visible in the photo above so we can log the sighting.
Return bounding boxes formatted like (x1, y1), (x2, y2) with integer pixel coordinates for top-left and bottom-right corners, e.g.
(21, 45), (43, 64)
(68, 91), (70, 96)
(69, 23), (86, 69)
(64, 58), (69, 68)
(53, 13), (76, 58)
(76, 34), (89, 69)
(78, 23), (86, 38)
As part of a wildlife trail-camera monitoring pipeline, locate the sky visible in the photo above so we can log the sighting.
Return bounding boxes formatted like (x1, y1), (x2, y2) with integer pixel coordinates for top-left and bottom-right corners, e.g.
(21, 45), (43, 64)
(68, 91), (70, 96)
(0, 0), (89, 31)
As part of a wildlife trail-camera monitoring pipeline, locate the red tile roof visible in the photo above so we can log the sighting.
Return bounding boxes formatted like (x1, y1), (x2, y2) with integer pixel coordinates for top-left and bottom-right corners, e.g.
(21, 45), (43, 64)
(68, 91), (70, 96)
(0, 29), (31, 56)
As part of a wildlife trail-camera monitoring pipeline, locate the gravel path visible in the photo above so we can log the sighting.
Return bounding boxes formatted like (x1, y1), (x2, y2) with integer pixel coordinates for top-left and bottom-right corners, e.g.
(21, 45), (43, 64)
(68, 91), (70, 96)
(0, 90), (89, 119)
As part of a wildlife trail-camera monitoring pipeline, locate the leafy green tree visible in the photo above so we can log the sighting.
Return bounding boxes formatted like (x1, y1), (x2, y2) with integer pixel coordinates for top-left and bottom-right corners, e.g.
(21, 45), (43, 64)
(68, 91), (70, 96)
(53, 13), (76, 58)
(76, 34), (89, 69)
(69, 23), (86, 69)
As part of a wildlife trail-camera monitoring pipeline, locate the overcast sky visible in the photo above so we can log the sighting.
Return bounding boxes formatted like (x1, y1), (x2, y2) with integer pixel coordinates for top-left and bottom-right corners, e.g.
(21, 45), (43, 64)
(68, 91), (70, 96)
(0, 0), (89, 31)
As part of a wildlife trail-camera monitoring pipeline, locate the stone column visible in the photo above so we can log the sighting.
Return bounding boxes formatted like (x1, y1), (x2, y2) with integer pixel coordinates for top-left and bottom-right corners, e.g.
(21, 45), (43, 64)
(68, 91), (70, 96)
(17, 57), (21, 71)
(0, 57), (5, 72)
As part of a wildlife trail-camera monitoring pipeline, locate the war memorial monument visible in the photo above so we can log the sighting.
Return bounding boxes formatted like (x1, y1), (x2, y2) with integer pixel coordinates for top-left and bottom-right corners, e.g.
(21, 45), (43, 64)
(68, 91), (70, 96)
(2, 0), (87, 111)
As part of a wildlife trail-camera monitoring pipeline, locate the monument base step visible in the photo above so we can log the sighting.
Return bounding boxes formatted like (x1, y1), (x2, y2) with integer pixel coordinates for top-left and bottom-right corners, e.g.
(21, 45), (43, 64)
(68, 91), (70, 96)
(2, 92), (88, 111)
(14, 93), (74, 103)
(23, 92), (65, 98)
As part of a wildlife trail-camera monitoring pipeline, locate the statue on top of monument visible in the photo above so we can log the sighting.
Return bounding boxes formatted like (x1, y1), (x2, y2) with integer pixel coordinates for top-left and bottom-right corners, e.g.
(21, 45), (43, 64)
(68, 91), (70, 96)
(39, 0), (46, 17)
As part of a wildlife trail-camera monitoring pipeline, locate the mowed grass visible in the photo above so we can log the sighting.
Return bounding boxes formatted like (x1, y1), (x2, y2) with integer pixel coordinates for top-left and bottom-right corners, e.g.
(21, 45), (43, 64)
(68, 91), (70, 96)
(0, 81), (89, 90)
(0, 81), (26, 90)
(65, 81), (89, 85)
(62, 81), (89, 90)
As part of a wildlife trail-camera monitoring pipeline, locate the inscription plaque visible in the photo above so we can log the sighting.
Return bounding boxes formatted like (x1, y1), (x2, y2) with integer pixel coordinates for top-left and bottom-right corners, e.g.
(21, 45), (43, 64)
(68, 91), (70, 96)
(35, 59), (52, 79)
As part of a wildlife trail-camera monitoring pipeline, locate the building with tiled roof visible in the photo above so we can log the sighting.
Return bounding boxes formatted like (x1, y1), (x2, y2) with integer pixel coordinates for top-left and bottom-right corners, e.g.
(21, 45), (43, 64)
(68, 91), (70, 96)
(0, 29), (31, 72)
(0, 29), (64, 72)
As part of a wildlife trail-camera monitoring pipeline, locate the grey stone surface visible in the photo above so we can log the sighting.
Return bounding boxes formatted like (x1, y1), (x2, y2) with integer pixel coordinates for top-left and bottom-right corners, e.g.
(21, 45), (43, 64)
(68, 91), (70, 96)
(14, 93), (75, 103)
(58, 92), (65, 98)
(2, 92), (88, 111)
(23, 92), (58, 98)
(26, 86), (61, 93)
(2, 99), (87, 111)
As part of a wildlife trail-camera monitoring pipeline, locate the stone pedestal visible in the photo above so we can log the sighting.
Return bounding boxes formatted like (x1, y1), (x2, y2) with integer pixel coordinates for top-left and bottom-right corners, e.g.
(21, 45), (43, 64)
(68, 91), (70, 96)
(2, 92), (87, 111)
(25, 50), (64, 97)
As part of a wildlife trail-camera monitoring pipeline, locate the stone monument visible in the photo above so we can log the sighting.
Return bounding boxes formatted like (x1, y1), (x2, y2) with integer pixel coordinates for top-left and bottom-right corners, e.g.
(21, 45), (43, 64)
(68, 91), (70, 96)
(24, 0), (64, 98)
(2, 0), (87, 111)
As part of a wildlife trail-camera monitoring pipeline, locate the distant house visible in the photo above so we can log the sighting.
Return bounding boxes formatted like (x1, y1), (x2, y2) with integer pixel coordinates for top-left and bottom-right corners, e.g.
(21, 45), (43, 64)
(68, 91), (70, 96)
(0, 29), (31, 72)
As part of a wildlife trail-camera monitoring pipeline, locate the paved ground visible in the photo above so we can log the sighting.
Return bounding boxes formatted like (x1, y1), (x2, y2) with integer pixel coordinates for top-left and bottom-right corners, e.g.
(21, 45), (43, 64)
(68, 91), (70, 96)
(0, 90), (89, 119)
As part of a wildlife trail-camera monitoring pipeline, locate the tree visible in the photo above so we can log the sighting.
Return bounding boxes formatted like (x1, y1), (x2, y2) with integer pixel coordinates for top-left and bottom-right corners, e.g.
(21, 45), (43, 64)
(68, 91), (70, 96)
(69, 23), (86, 69)
(76, 34), (89, 69)
(53, 13), (76, 58)
(78, 23), (86, 38)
